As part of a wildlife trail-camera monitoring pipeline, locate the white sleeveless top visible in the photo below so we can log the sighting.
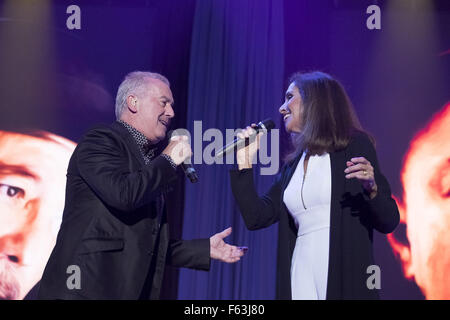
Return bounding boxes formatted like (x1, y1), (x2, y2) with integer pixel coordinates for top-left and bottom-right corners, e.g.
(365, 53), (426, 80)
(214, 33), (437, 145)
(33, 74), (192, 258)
(283, 151), (332, 300)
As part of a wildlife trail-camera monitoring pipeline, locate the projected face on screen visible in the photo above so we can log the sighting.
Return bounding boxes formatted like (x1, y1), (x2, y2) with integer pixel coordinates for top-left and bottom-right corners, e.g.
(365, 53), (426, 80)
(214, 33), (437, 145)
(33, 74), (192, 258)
(0, 131), (75, 300)
(388, 103), (450, 299)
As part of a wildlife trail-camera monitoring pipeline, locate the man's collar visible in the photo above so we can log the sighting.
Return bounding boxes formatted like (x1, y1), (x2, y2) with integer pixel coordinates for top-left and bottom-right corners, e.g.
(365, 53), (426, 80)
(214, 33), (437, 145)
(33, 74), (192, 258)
(118, 120), (149, 146)
(117, 120), (158, 160)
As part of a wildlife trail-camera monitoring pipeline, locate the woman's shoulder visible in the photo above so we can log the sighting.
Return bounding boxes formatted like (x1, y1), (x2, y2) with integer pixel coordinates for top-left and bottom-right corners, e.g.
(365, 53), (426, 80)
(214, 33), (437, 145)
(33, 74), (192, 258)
(349, 129), (376, 150)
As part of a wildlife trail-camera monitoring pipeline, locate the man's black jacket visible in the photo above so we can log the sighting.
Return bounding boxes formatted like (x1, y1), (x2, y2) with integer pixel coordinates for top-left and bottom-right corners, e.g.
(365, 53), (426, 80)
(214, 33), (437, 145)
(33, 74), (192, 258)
(38, 122), (210, 300)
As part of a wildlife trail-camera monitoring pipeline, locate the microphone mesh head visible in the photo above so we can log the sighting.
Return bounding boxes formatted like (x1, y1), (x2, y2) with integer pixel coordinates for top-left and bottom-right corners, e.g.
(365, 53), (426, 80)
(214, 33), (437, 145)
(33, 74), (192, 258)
(259, 119), (276, 131)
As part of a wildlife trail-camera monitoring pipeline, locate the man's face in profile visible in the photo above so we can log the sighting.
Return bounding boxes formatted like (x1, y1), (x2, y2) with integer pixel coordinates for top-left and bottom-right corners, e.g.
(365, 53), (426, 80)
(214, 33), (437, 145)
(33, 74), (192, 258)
(134, 78), (174, 143)
(389, 103), (450, 299)
(0, 131), (75, 299)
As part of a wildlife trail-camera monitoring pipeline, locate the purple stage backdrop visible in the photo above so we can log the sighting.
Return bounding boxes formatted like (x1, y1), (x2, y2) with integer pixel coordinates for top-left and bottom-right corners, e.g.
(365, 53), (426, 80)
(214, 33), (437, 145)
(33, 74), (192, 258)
(0, 0), (449, 300)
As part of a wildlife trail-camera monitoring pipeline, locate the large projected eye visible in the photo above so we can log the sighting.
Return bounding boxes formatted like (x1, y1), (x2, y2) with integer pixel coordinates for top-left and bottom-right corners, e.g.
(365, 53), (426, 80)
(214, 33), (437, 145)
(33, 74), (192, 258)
(0, 183), (25, 199)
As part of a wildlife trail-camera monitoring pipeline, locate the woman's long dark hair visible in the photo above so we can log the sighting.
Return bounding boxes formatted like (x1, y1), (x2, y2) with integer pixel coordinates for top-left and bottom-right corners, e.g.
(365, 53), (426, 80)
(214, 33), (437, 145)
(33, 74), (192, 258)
(284, 71), (373, 162)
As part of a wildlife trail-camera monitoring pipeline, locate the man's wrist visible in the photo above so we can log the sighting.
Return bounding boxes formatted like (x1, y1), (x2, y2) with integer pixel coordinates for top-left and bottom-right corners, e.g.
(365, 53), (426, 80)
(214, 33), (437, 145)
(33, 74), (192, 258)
(160, 153), (177, 170)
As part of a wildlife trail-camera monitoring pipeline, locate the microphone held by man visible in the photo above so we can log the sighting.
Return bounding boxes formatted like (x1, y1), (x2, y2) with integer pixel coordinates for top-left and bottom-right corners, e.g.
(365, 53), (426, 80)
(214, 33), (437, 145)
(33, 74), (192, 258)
(164, 133), (198, 183)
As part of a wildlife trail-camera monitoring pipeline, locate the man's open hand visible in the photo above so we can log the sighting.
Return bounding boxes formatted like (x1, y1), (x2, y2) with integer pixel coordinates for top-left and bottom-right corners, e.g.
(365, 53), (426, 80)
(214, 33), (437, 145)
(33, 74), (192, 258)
(210, 227), (248, 263)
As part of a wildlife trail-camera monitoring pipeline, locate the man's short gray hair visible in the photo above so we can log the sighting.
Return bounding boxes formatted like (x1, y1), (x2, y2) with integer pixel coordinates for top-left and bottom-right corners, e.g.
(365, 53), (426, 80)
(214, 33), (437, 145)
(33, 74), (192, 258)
(115, 71), (170, 120)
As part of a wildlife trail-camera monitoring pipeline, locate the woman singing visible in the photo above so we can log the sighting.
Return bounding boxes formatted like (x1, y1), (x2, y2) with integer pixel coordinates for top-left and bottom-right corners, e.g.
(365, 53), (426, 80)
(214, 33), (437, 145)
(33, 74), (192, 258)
(230, 71), (400, 300)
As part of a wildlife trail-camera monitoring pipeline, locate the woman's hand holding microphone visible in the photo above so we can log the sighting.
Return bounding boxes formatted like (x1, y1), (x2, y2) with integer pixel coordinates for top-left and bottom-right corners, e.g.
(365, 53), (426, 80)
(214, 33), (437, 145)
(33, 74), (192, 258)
(236, 124), (263, 170)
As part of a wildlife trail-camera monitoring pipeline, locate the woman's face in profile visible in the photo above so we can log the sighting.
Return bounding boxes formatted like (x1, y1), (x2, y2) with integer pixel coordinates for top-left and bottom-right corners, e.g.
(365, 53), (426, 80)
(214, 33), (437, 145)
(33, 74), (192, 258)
(279, 82), (303, 133)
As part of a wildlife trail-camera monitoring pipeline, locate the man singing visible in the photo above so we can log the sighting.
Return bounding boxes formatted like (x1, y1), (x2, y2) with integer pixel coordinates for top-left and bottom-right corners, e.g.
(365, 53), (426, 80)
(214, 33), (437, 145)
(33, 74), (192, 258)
(38, 71), (246, 300)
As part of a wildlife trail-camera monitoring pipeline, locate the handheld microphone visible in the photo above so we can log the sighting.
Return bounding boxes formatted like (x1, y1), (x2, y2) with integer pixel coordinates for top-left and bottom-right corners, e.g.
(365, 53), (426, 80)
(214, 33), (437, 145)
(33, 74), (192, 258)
(215, 119), (276, 158)
(181, 162), (198, 183)
(169, 132), (198, 183)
